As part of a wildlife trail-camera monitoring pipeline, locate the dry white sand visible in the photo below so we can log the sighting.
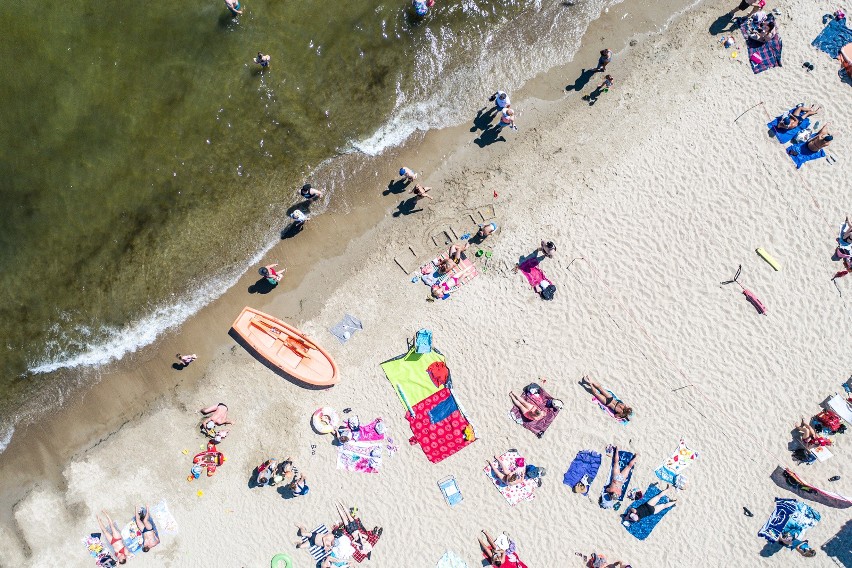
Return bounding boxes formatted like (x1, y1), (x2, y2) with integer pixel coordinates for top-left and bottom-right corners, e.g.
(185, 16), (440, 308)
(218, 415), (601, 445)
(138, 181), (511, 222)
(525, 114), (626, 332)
(3, 0), (852, 566)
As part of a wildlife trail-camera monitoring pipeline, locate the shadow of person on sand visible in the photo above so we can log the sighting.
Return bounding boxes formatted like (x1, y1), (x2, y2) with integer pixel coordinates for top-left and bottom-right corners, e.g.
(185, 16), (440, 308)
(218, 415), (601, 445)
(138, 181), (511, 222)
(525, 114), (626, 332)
(393, 197), (423, 217)
(566, 68), (597, 92)
(474, 125), (506, 148)
(172, 362), (185, 371)
(709, 12), (737, 35)
(383, 178), (409, 196)
(248, 277), (277, 294)
(759, 541), (785, 558)
(471, 106), (498, 133)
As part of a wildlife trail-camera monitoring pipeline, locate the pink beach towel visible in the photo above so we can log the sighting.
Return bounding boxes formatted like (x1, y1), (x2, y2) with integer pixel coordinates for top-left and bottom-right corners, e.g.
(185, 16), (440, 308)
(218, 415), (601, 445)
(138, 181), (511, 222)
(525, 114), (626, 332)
(483, 450), (537, 506)
(509, 387), (560, 437)
(518, 258), (546, 288)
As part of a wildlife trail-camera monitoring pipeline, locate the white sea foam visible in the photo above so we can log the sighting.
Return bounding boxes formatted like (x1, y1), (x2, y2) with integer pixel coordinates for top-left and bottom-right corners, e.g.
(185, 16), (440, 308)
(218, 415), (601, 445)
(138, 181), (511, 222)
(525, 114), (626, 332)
(0, 427), (14, 454)
(28, 240), (277, 376)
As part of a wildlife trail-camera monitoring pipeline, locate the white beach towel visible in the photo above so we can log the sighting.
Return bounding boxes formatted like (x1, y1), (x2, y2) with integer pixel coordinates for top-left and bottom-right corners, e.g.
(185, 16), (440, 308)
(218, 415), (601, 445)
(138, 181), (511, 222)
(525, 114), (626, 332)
(827, 394), (852, 425)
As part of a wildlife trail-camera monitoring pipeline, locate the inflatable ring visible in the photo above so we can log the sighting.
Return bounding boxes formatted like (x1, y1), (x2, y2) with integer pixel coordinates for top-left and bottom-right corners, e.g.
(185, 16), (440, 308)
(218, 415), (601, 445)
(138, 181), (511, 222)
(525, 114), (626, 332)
(271, 553), (293, 568)
(311, 407), (340, 434)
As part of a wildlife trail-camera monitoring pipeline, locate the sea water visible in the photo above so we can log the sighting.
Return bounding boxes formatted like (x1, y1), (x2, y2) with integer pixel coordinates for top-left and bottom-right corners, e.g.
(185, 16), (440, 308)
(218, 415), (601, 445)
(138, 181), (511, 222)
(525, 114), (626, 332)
(0, 0), (632, 448)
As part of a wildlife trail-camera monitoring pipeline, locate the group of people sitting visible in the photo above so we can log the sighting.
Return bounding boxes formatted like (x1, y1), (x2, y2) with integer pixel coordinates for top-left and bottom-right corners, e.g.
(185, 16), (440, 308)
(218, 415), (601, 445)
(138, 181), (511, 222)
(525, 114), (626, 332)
(479, 530), (527, 568)
(485, 454), (546, 487)
(745, 10), (778, 44)
(295, 502), (382, 568)
(254, 456), (310, 495)
(422, 221), (498, 300)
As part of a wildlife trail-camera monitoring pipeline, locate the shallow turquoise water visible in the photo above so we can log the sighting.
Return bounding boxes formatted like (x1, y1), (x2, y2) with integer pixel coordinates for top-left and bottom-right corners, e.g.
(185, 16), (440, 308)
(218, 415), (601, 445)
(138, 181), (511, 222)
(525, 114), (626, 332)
(0, 0), (613, 433)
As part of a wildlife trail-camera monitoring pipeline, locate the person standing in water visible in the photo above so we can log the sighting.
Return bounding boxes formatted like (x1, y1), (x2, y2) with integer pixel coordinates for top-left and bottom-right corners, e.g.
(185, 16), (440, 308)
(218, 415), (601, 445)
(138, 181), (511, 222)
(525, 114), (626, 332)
(596, 49), (613, 72)
(300, 183), (323, 200)
(225, 0), (243, 15)
(254, 52), (271, 68)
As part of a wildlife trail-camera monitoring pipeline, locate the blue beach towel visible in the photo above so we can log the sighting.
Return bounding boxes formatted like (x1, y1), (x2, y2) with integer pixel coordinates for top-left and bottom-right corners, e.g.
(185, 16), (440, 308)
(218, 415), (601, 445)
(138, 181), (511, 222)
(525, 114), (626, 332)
(758, 499), (821, 543)
(600, 450), (635, 508)
(563, 450), (602, 496)
(787, 142), (826, 169)
(621, 484), (675, 540)
(812, 20), (852, 58)
(415, 329), (433, 354)
(767, 115), (810, 144)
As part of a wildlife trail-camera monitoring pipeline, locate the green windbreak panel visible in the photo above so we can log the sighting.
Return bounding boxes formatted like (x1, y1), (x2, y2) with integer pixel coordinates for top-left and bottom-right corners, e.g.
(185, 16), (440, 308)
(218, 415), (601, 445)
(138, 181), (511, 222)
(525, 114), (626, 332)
(380, 348), (444, 408)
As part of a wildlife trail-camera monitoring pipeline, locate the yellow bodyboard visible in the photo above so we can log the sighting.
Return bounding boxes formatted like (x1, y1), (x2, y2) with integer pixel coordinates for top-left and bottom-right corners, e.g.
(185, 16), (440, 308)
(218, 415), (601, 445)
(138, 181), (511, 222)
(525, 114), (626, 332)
(756, 248), (780, 271)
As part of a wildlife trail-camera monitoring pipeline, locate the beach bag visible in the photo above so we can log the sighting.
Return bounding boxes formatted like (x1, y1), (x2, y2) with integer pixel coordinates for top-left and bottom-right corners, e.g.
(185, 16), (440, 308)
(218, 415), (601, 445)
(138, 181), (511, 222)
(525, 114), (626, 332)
(792, 448), (816, 464)
(816, 410), (842, 433)
(540, 284), (556, 301)
(794, 128), (812, 144)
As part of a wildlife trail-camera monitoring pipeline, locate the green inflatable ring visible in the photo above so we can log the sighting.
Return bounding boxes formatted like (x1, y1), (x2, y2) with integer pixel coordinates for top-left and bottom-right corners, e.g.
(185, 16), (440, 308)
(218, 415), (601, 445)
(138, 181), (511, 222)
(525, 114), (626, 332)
(271, 552), (294, 568)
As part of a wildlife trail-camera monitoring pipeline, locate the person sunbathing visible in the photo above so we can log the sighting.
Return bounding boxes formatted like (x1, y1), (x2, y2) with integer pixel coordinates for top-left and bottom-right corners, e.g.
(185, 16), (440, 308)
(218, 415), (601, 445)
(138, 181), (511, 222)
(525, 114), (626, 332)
(794, 418), (831, 448)
(135, 505), (160, 552)
(200, 402), (233, 425)
(486, 456), (524, 486)
(295, 524), (335, 552)
(509, 391), (545, 421)
(479, 530), (506, 566)
(580, 376), (633, 420)
(778, 532), (817, 557)
(96, 510), (127, 564)
(586, 552), (630, 568)
(624, 484), (677, 523)
(448, 242), (468, 263)
(777, 105), (821, 131)
(538, 240), (556, 259)
(334, 502), (376, 555)
(838, 47), (852, 76)
(603, 448), (638, 502)
(806, 123), (833, 152)
(437, 257), (454, 275)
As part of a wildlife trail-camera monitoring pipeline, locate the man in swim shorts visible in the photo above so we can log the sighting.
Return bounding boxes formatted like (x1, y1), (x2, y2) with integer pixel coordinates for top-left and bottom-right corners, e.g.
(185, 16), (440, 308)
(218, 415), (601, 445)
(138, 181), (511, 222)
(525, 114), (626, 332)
(300, 183), (323, 200)
(225, 0), (243, 15)
(254, 52), (271, 68)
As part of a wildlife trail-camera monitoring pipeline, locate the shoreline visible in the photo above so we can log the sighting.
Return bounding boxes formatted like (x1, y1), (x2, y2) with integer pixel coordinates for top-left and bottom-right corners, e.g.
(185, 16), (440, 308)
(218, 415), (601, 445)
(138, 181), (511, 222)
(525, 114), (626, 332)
(0, 0), (695, 510)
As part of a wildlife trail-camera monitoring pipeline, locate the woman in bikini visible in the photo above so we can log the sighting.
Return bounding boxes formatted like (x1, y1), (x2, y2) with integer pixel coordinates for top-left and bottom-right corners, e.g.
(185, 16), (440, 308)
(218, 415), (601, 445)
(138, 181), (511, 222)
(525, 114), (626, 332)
(580, 376), (633, 420)
(604, 448), (638, 500)
(486, 456), (524, 487)
(509, 391), (545, 421)
(135, 505), (160, 552)
(96, 510), (127, 564)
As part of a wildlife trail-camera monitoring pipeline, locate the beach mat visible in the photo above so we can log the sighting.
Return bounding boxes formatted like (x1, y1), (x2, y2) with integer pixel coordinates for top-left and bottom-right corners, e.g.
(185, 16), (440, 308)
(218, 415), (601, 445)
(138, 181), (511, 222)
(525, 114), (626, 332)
(483, 450), (538, 506)
(82, 535), (116, 567)
(329, 314), (363, 344)
(120, 519), (143, 557)
(380, 346), (444, 409)
(621, 484), (675, 540)
(508, 386), (560, 437)
(517, 257), (547, 288)
(827, 394), (852, 425)
(655, 438), (699, 485)
(408, 388), (474, 463)
(150, 500), (178, 536)
(812, 20), (852, 58)
(593, 390), (630, 425)
(758, 498), (821, 543)
(767, 114), (810, 144)
(600, 450), (635, 507)
(787, 141), (825, 168)
(740, 21), (782, 73)
(300, 524), (331, 562)
(331, 519), (380, 563)
(436, 550), (470, 568)
(770, 466), (852, 509)
(563, 450), (602, 496)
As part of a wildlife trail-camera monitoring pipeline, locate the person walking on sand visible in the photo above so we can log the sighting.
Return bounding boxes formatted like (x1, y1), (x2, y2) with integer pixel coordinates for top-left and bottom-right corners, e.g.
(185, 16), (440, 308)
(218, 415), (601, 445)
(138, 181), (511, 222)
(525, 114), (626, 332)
(583, 75), (614, 103)
(727, 0), (765, 17)
(490, 90), (511, 110)
(253, 52), (271, 68)
(399, 167), (417, 184)
(96, 511), (128, 564)
(495, 106), (516, 131)
(177, 353), (197, 366)
(596, 49), (613, 72)
(259, 263), (284, 285)
(200, 402), (233, 425)
(410, 184), (433, 201)
(225, 0), (243, 15)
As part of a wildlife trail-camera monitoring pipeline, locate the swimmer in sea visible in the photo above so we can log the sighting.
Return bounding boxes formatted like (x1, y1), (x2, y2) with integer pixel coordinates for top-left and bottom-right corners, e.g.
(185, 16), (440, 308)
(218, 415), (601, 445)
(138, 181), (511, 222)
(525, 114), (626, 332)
(300, 183), (323, 200)
(225, 0), (243, 15)
(254, 52), (271, 68)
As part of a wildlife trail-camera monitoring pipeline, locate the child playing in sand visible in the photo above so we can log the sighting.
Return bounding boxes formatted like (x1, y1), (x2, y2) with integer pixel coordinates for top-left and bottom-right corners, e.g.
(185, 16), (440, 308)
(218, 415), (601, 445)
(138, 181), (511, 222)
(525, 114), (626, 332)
(177, 353), (197, 366)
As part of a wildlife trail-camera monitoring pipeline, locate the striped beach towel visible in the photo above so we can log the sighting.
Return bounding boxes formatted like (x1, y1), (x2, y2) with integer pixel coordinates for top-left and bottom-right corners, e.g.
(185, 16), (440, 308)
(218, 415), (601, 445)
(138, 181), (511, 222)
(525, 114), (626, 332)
(300, 524), (331, 562)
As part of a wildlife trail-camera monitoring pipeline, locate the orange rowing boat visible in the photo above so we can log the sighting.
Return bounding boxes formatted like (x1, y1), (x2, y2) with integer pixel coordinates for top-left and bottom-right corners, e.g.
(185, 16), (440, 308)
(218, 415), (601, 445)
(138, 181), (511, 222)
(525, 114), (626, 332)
(231, 307), (339, 386)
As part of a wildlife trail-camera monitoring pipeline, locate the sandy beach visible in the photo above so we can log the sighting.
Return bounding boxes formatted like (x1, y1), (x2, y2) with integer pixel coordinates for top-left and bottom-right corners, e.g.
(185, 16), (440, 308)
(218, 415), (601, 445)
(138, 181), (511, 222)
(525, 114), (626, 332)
(2, 0), (852, 565)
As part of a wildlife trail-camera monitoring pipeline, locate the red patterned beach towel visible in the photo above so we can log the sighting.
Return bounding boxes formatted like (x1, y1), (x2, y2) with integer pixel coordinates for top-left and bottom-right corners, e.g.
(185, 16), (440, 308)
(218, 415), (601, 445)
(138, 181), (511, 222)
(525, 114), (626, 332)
(407, 388), (474, 463)
(740, 21), (782, 73)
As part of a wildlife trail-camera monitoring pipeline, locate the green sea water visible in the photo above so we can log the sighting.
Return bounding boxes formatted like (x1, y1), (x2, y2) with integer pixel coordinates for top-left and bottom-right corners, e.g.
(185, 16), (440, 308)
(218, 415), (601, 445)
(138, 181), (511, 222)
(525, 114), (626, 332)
(0, 0), (616, 436)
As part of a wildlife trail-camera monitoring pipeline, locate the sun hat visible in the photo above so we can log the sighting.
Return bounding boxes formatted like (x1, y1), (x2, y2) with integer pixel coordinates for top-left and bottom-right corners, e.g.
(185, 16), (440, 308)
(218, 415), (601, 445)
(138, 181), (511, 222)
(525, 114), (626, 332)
(399, 168), (406, 175)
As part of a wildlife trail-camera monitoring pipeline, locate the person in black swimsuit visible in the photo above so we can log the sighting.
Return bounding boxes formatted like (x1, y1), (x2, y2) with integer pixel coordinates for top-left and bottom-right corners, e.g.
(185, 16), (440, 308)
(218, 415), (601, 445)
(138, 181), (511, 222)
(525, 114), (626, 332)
(624, 484), (677, 523)
(135, 505), (160, 552)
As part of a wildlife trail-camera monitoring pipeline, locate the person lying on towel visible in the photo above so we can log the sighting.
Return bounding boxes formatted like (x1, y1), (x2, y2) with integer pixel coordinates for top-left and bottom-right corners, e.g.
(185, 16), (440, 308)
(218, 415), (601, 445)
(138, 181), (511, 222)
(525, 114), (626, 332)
(777, 104), (821, 131)
(623, 484), (678, 525)
(789, 123), (834, 155)
(581, 376), (633, 421)
(601, 448), (638, 509)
